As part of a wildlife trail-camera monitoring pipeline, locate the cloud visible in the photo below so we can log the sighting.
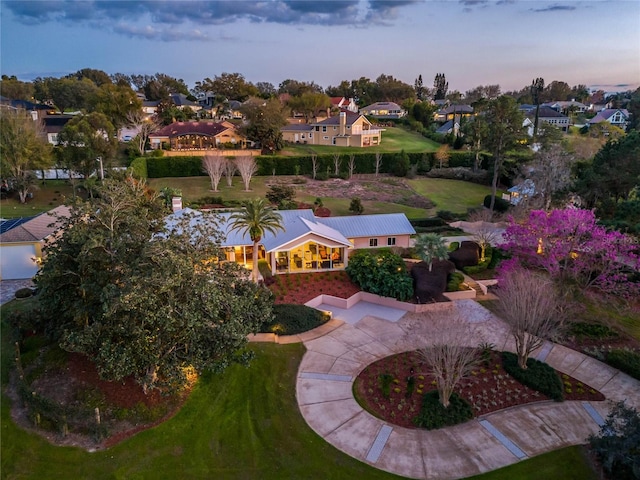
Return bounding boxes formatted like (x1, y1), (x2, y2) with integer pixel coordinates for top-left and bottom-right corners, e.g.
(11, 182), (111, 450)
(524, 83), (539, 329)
(530, 4), (576, 12)
(2, 0), (418, 34)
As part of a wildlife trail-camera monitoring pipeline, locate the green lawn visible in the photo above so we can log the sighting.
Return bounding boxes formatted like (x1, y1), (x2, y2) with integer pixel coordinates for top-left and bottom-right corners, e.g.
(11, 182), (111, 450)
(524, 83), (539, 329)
(407, 178), (500, 214)
(0, 180), (75, 219)
(1, 299), (597, 480)
(465, 445), (597, 480)
(282, 126), (439, 155)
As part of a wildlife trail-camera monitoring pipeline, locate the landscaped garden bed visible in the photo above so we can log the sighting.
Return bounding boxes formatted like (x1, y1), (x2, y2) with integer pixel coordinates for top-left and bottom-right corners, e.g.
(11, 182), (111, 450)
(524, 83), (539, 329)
(267, 271), (361, 305)
(353, 349), (605, 430)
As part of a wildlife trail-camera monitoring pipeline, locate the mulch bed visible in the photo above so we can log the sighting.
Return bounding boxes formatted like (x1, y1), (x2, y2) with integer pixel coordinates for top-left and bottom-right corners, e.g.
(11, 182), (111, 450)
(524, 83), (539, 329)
(267, 271), (361, 305)
(354, 350), (605, 430)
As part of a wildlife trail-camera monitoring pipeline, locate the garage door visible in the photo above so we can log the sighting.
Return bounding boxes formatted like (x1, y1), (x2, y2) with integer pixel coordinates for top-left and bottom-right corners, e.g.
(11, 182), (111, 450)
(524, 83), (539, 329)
(0, 244), (39, 280)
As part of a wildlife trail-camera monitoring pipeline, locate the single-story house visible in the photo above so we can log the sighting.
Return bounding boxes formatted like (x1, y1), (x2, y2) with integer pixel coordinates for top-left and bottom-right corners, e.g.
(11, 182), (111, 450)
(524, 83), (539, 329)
(281, 111), (383, 147)
(542, 101), (588, 115)
(434, 104), (474, 123)
(504, 179), (536, 205)
(166, 208), (416, 275)
(525, 106), (570, 132)
(359, 102), (407, 119)
(0, 205), (70, 280)
(149, 121), (247, 150)
(588, 109), (630, 131)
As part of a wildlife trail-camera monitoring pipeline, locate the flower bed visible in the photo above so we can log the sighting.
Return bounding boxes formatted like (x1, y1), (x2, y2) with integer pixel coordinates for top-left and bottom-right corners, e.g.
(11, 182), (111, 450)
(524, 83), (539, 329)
(353, 350), (605, 430)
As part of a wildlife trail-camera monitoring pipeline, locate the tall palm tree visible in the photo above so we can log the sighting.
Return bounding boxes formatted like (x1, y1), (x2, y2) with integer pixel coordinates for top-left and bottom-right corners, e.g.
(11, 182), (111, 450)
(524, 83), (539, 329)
(229, 198), (284, 283)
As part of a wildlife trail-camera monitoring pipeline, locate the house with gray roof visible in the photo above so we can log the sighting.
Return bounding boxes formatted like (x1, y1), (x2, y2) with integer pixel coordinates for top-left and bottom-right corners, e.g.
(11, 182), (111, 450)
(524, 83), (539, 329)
(525, 106), (570, 131)
(359, 102), (407, 119)
(281, 111), (383, 147)
(0, 205), (70, 280)
(165, 208), (415, 274)
(588, 108), (630, 131)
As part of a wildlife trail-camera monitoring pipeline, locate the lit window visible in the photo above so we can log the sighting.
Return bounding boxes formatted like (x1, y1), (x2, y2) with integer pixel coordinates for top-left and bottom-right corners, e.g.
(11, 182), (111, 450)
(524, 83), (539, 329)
(369, 239), (378, 247)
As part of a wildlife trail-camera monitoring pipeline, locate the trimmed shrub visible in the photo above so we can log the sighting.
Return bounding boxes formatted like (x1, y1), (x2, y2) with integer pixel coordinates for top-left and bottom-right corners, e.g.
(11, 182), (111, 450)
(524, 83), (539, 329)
(426, 167), (490, 185)
(502, 352), (564, 401)
(446, 271), (465, 292)
(147, 156), (205, 178)
(258, 259), (272, 281)
(15, 288), (33, 299)
(346, 249), (413, 301)
(449, 241), (480, 270)
(483, 195), (510, 213)
(606, 349), (640, 381)
(411, 259), (455, 303)
(569, 322), (619, 340)
(412, 391), (473, 429)
(260, 304), (329, 335)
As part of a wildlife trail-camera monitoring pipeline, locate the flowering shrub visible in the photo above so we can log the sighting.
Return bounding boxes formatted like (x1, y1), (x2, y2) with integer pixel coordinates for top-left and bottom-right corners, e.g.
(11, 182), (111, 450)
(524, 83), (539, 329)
(501, 208), (640, 295)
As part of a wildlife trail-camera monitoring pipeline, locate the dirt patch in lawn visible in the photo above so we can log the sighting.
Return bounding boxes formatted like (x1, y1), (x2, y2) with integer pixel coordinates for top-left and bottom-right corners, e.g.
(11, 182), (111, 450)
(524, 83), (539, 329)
(269, 175), (434, 210)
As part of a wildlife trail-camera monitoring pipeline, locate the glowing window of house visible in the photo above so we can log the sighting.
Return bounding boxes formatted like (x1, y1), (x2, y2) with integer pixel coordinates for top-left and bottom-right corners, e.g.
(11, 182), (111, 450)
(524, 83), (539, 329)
(369, 238), (378, 247)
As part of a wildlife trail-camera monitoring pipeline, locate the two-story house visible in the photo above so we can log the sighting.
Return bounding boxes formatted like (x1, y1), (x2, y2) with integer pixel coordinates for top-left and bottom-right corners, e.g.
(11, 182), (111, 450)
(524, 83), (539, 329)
(281, 111), (383, 147)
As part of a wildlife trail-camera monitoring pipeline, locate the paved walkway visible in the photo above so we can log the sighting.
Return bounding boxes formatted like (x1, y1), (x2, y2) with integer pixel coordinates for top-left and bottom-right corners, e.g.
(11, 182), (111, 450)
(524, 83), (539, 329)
(296, 299), (640, 480)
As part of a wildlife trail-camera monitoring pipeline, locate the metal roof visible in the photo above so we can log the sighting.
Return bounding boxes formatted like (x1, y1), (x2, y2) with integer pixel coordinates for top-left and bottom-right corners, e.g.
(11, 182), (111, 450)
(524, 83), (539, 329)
(0, 216), (37, 234)
(165, 209), (415, 251)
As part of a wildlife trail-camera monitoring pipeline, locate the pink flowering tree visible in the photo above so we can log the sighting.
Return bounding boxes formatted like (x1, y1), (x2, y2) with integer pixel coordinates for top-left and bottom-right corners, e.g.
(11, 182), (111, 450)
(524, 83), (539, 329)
(501, 209), (639, 295)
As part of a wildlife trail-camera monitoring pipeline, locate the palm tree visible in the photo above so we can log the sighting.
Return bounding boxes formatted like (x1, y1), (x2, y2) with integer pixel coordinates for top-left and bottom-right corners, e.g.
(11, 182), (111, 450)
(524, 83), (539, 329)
(229, 198), (284, 283)
(414, 233), (449, 271)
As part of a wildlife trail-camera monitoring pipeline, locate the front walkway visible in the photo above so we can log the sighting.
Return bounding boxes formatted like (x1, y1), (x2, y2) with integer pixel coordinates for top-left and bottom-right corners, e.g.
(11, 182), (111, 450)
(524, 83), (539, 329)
(296, 299), (640, 480)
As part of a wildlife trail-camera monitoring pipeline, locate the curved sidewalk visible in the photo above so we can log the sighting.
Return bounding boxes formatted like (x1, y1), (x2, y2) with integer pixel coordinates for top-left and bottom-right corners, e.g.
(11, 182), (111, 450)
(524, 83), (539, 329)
(296, 299), (640, 480)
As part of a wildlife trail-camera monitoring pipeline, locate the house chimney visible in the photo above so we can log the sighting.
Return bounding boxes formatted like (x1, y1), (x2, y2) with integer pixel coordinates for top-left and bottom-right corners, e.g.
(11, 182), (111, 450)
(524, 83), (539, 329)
(339, 111), (346, 136)
(172, 196), (183, 212)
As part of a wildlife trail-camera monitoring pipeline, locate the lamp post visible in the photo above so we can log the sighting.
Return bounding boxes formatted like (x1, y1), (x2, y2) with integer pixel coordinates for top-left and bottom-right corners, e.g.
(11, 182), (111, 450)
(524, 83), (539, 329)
(96, 157), (104, 180)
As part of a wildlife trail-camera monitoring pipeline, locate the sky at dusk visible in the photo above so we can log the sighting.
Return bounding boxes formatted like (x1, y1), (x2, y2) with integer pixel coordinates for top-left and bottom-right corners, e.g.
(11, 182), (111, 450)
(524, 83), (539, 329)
(1, 0), (639, 94)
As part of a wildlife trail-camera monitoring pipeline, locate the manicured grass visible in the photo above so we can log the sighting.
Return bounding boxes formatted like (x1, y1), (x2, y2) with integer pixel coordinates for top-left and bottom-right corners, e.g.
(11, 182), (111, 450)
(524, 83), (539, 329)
(0, 180), (75, 219)
(282, 126), (439, 155)
(407, 178), (500, 214)
(1, 299), (597, 480)
(464, 445), (597, 480)
(148, 175), (271, 204)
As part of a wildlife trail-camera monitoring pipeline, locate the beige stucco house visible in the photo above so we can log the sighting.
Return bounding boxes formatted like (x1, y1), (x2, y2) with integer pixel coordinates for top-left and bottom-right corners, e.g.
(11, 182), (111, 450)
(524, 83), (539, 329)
(281, 112), (383, 147)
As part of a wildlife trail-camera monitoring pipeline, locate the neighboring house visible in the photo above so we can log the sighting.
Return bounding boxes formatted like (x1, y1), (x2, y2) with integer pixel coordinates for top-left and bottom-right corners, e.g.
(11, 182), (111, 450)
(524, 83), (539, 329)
(166, 208), (415, 274)
(434, 104), (474, 123)
(435, 120), (459, 135)
(588, 109), (630, 131)
(360, 102), (407, 119)
(281, 111), (383, 147)
(170, 93), (201, 113)
(41, 114), (74, 145)
(142, 100), (160, 117)
(504, 179), (536, 205)
(0, 205), (70, 280)
(542, 101), (588, 114)
(525, 106), (570, 132)
(330, 97), (358, 113)
(149, 121), (247, 150)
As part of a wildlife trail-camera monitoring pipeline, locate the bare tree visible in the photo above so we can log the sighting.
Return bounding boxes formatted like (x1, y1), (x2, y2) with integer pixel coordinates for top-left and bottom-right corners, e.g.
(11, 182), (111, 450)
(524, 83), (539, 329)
(332, 152), (341, 176)
(528, 144), (575, 210)
(408, 314), (481, 408)
(374, 152), (383, 177)
(235, 155), (258, 191)
(126, 111), (160, 156)
(467, 209), (500, 262)
(348, 154), (356, 179)
(496, 269), (566, 369)
(202, 152), (225, 191)
(310, 151), (318, 180)
(223, 157), (236, 187)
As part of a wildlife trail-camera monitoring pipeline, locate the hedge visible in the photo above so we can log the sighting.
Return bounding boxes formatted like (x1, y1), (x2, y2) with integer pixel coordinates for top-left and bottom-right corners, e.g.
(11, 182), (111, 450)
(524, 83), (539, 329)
(605, 349), (640, 381)
(129, 157), (148, 179)
(502, 352), (564, 401)
(135, 151), (449, 178)
(260, 304), (330, 335)
(483, 195), (510, 213)
(412, 391), (473, 429)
